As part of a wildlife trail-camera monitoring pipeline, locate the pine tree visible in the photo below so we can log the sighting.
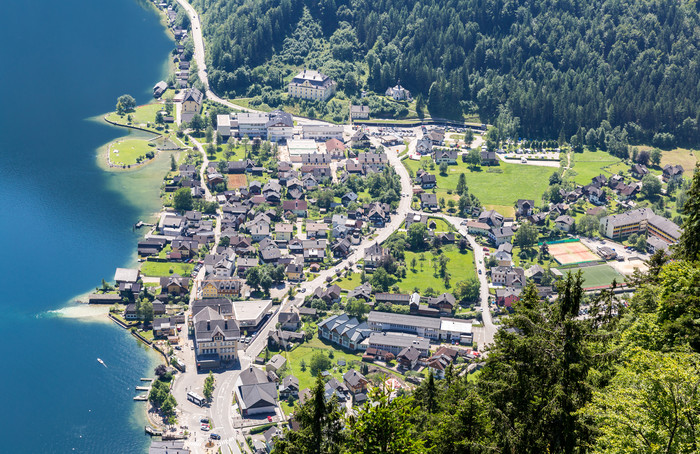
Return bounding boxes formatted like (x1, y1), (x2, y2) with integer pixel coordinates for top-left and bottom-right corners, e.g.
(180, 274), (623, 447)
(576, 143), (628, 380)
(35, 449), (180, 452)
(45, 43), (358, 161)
(678, 163), (700, 260)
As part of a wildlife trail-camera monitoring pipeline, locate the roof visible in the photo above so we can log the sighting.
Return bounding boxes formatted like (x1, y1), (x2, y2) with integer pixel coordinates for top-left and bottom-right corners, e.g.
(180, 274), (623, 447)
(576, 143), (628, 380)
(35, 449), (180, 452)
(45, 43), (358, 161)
(367, 311), (441, 330)
(114, 268), (139, 283)
(439, 318), (472, 334)
(368, 332), (430, 351)
(343, 369), (367, 387)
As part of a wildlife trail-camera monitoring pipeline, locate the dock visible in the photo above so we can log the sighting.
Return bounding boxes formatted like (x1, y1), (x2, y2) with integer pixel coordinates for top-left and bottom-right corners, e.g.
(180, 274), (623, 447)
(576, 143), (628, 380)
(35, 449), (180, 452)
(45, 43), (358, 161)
(145, 426), (163, 436)
(140, 377), (154, 382)
(136, 386), (150, 391)
(134, 394), (148, 401)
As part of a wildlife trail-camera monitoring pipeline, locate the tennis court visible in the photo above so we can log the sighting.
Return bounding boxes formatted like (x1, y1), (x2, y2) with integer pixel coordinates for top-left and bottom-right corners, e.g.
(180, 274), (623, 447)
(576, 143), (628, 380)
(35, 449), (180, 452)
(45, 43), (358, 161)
(228, 174), (247, 189)
(556, 264), (626, 290)
(548, 241), (600, 265)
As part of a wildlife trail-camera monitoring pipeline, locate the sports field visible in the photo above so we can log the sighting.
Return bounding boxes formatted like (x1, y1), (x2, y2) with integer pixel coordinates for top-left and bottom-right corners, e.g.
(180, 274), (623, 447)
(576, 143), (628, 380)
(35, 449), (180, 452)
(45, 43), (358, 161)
(559, 264), (626, 290)
(228, 174), (247, 189)
(548, 241), (600, 265)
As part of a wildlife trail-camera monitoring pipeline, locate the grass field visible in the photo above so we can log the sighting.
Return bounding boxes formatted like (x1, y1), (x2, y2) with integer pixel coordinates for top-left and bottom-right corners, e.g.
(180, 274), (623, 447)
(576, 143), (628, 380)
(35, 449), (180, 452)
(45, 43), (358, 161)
(427, 217), (453, 232)
(335, 273), (363, 290)
(140, 261), (195, 277)
(657, 147), (697, 173)
(404, 158), (551, 212)
(558, 264), (626, 289)
(106, 103), (164, 133)
(396, 245), (476, 294)
(110, 139), (157, 166)
(280, 335), (366, 393)
(570, 150), (622, 185)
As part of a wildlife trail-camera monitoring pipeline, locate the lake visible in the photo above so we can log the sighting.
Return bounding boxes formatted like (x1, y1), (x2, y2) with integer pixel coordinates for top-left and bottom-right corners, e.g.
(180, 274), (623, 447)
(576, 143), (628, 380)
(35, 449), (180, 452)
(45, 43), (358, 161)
(0, 0), (174, 451)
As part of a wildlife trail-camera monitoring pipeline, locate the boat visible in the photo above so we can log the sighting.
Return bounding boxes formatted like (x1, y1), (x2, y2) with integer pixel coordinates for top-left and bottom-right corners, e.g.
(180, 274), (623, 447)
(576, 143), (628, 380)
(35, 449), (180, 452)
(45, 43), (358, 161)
(97, 358), (107, 368)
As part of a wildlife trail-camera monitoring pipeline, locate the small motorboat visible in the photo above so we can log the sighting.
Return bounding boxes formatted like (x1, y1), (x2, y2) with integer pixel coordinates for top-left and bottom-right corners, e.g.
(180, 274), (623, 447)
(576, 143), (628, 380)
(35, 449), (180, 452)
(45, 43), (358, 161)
(97, 358), (107, 368)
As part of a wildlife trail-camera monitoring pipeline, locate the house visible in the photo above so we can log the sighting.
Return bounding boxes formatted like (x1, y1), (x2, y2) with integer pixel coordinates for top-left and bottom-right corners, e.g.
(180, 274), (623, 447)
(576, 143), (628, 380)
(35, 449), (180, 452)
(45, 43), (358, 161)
(367, 311), (442, 341)
(235, 367), (278, 416)
(275, 223), (294, 242)
(268, 329), (306, 350)
(490, 266), (526, 288)
(433, 149), (458, 164)
(663, 164), (684, 182)
(114, 268), (141, 295)
(160, 274), (190, 296)
(587, 186), (606, 205)
(266, 354), (287, 374)
(495, 287), (522, 308)
(282, 200), (308, 217)
(591, 174), (608, 188)
(324, 377), (350, 402)
(153, 316), (179, 338)
(427, 346), (459, 378)
(385, 82), (411, 101)
(478, 210), (505, 228)
(331, 238), (352, 258)
(286, 263), (303, 281)
(250, 223), (270, 242)
(350, 105), (370, 120)
(193, 306), (240, 369)
(315, 284), (341, 304)
(343, 369), (369, 394)
(554, 215), (575, 232)
(124, 303), (138, 321)
(278, 311), (301, 331)
(489, 226), (514, 246)
(630, 164), (649, 179)
(415, 172), (437, 189)
(397, 346), (422, 369)
(266, 110), (294, 142)
(348, 282), (372, 301)
(416, 137), (432, 154)
(264, 426), (284, 453)
(318, 314), (372, 351)
(516, 199), (535, 218)
(301, 124), (344, 141)
(236, 257), (259, 277)
(200, 279), (241, 298)
(279, 375), (299, 399)
(325, 138), (346, 159)
(465, 220), (491, 236)
(426, 129), (445, 145)
(364, 243), (389, 269)
(237, 112), (269, 139)
(480, 150), (499, 166)
(153, 81), (168, 98)
(525, 264), (545, 283)
(367, 202), (390, 227)
(427, 293), (456, 314)
(350, 130), (371, 149)
(288, 69), (336, 101)
(420, 193), (439, 211)
(180, 88), (203, 124)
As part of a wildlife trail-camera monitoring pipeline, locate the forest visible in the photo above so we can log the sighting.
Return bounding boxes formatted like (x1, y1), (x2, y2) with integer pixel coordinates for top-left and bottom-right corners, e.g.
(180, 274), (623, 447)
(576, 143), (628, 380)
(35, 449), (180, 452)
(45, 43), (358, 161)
(269, 168), (700, 453)
(191, 0), (700, 146)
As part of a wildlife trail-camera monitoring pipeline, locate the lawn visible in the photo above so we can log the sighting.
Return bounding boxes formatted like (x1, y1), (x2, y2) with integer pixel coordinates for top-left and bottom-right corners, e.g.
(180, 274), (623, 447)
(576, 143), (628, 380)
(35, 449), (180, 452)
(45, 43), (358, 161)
(396, 245), (476, 294)
(427, 217), (453, 232)
(570, 150), (622, 185)
(335, 273), (363, 291)
(109, 138), (158, 166)
(106, 103), (165, 133)
(140, 260), (195, 277)
(557, 264), (626, 289)
(656, 147), (697, 173)
(279, 335), (366, 393)
(404, 158), (551, 215)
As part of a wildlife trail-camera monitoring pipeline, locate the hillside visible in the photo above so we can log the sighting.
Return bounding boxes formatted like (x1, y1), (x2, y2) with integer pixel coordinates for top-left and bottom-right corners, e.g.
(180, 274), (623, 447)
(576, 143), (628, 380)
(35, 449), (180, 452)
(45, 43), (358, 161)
(192, 0), (700, 145)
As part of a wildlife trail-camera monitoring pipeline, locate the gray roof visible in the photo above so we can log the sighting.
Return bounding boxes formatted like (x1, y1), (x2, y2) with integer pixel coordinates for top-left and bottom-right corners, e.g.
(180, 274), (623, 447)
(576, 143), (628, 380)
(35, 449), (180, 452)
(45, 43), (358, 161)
(367, 311), (441, 330)
(368, 332), (430, 350)
(114, 268), (139, 283)
(192, 298), (233, 317)
(149, 440), (189, 454)
(193, 307), (240, 342)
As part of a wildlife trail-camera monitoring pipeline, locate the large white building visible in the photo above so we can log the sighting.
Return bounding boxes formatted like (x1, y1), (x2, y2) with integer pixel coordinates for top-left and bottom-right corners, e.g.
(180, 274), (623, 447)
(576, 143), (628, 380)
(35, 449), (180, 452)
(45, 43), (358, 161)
(237, 113), (269, 139)
(288, 70), (336, 101)
(600, 208), (682, 244)
(301, 124), (344, 141)
(266, 110), (294, 142)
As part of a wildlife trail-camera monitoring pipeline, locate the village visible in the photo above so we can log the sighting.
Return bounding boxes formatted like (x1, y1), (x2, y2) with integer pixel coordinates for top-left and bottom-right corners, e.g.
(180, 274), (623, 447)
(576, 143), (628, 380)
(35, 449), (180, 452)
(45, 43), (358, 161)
(100, 2), (693, 454)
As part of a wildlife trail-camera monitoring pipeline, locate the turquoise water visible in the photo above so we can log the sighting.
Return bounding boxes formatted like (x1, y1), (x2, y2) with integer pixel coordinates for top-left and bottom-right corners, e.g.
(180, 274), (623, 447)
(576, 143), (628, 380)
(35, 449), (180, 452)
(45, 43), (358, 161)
(0, 0), (173, 451)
